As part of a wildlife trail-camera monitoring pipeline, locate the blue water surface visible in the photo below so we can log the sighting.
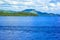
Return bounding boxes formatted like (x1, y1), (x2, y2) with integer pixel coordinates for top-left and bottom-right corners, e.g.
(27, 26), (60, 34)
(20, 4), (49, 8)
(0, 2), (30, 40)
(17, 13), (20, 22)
(0, 16), (60, 26)
(0, 16), (60, 40)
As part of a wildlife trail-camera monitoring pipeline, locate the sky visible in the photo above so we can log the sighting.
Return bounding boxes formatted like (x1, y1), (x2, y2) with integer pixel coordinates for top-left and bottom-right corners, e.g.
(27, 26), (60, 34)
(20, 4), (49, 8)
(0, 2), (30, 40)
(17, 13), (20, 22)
(0, 0), (60, 14)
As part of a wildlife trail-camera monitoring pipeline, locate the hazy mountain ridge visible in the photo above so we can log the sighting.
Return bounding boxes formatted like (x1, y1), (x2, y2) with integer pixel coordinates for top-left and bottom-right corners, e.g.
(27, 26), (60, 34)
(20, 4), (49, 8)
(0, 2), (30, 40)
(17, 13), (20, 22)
(0, 9), (38, 16)
(22, 9), (60, 16)
(0, 9), (60, 16)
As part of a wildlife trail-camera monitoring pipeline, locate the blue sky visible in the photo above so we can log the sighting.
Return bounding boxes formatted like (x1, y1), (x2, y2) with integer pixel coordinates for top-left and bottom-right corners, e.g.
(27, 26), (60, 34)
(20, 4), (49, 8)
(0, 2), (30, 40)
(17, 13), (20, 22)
(0, 0), (60, 14)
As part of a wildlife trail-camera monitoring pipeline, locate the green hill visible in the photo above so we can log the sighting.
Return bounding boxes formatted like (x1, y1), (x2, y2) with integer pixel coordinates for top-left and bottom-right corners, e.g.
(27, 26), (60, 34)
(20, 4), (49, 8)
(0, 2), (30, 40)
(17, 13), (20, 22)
(0, 10), (60, 16)
(0, 11), (38, 16)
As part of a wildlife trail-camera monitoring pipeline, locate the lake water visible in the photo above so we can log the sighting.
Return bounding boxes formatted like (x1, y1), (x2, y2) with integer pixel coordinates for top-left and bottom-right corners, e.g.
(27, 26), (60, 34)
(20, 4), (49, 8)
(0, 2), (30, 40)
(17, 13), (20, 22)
(0, 16), (60, 40)
(0, 16), (60, 26)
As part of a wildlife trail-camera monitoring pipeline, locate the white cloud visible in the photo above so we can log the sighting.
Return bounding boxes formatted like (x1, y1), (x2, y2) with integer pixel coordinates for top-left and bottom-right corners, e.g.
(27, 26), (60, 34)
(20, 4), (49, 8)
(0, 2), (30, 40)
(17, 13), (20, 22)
(49, 3), (56, 7)
(0, 0), (60, 14)
(4, 0), (19, 4)
(23, 2), (34, 5)
(48, 2), (60, 12)
(56, 2), (60, 10)
(11, 6), (19, 10)
(0, 1), (4, 4)
(49, 3), (57, 10)
(57, 2), (60, 7)
(11, 1), (20, 4)
(10, 5), (29, 11)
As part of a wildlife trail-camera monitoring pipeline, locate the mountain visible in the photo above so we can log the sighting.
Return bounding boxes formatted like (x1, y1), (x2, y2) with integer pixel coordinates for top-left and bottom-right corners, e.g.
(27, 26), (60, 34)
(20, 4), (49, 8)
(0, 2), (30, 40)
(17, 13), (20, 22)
(22, 9), (37, 14)
(0, 9), (60, 16)
(22, 9), (48, 16)
(22, 9), (60, 16)
(22, 9), (44, 15)
(0, 9), (38, 16)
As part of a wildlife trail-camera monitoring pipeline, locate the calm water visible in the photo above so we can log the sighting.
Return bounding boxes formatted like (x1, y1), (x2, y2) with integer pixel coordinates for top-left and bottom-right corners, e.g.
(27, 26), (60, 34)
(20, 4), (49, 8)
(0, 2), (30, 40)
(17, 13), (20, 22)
(0, 16), (60, 26)
(0, 16), (60, 40)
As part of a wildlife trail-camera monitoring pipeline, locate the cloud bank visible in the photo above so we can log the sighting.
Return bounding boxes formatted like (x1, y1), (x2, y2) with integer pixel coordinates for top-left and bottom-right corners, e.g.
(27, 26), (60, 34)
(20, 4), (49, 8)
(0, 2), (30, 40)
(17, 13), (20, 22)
(0, 0), (60, 14)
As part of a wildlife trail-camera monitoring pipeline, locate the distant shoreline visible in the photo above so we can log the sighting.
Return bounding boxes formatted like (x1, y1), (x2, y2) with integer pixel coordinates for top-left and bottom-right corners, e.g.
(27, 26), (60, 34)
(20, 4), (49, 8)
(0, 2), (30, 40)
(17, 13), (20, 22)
(0, 10), (60, 16)
(0, 12), (38, 16)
